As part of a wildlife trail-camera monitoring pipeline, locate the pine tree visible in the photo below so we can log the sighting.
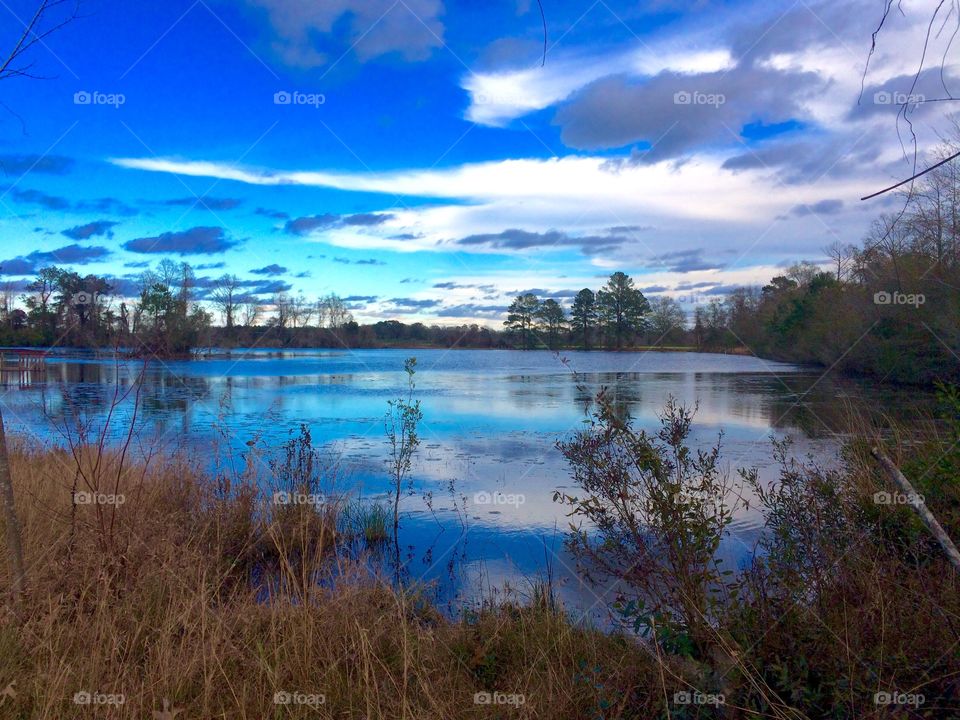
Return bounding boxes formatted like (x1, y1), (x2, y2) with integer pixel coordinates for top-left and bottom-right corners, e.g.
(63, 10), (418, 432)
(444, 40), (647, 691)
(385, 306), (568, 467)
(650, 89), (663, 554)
(504, 293), (540, 349)
(597, 272), (650, 349)
(570, 288), (597, 349)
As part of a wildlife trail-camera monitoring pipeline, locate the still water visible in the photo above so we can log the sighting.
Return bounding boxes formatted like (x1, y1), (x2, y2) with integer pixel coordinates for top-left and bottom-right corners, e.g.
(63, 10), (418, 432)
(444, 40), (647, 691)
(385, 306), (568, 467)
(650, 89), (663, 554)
(0, 348), (919, 622)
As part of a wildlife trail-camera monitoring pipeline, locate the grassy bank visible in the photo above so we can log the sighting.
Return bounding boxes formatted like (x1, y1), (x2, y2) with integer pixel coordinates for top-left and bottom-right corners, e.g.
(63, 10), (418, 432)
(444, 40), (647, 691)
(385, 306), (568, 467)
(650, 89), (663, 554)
(1, 392), (959, 718)
(0, 440), (664, 719)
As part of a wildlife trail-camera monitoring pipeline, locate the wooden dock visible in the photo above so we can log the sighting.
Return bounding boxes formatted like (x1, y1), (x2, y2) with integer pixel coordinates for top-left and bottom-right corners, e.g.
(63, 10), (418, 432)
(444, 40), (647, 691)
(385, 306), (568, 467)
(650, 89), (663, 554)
(0, 350), (46, 387)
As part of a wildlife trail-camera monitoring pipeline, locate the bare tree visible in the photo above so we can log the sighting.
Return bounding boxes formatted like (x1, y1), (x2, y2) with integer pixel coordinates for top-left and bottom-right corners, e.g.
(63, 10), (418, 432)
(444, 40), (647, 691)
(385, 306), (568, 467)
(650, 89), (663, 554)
(210, 273), (241, 329)
(0, 0), (81, 82)
(0, 0), (83, 613)
(271, 292), (291, 329)
(241, 299), (262, 327)
(289, 292), (313, 329)
(318, 293), (352, 329)
(823, 241), (856, 282)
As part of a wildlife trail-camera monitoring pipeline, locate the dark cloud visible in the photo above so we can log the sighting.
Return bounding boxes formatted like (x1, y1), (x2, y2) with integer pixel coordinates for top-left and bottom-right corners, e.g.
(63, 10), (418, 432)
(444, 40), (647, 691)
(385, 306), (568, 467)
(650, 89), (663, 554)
(250, 280), (292, 295)
(344, 295), (378, 302)
(284, 214), (338, 235)
(458, 228), (627, 253)
(33, 244), (110, 264)
(674, 280), (718, 290)
(10, 188), (70, 210)
(0, 154), (73, 176)
(0, 258), (36, 275)
(253, 0), (444, 68)
(333, 257), (386, 265)
(76, 197), (139, 216)
(255, 207), (290, 219)
(344, 212), (394, 226)
(721, 138), (880, 184)
(6, 189), (139, 215)
(433, 281), (499, 292)
(250, 263), (288, 276)
(792, 199), (844, 216)
(165, 196), (243, 211)
(196, 261), (226, 270)
(0, 244), (111, 275)
(649, 248), (724, 273)
(436, 303), (509, 317)
(388, 297), (441, 309)
(640, 285), (669, 293)
(123, 227), (238, 255)
(557, 63), (823, 163)
(607, 225), (651, 234)
(703, 283), (748, 295)
(391, 233), (422, 240)
(61, 220), (118, 240)
(124, 261), (151, 269)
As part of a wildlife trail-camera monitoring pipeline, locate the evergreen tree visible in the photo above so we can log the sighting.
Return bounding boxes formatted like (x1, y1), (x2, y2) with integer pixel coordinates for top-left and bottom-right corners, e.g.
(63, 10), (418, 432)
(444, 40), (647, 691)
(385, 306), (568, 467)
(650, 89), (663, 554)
(504, 293), (540, 349)
(570, 288), (597, 349)
(597, 272), (650, 349)
(535, 298), (566, 349)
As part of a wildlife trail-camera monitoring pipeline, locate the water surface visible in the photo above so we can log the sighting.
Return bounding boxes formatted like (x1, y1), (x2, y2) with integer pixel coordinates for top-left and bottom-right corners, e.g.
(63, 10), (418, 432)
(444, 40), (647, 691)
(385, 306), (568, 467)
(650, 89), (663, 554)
(0, 348), (920, 621)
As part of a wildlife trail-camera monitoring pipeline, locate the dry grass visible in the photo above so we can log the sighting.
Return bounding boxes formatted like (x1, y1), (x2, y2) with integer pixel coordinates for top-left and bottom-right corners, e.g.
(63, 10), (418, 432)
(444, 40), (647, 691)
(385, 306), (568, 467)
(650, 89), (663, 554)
(0, 440), (664, 719)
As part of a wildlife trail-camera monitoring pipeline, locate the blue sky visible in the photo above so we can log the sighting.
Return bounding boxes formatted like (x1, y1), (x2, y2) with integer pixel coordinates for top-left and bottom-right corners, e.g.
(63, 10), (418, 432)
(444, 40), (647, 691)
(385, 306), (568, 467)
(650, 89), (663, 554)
(0, 0), (950, 324)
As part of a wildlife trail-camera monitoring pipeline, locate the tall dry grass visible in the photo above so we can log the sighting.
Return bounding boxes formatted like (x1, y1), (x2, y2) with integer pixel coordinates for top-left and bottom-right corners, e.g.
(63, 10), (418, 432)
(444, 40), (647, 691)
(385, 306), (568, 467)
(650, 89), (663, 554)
(0, 439), (665, 719)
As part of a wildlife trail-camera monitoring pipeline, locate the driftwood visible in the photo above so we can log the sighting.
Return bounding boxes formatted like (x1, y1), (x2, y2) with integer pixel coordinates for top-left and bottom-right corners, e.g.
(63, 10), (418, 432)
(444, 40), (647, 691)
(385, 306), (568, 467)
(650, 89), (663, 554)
(872, 447), (960, 574)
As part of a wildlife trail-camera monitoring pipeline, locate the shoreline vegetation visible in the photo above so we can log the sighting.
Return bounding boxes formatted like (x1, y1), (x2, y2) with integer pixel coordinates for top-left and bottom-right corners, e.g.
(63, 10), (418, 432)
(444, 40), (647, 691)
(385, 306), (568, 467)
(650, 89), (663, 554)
(1, 374), (959, 717)
(3, 132), (960, 387)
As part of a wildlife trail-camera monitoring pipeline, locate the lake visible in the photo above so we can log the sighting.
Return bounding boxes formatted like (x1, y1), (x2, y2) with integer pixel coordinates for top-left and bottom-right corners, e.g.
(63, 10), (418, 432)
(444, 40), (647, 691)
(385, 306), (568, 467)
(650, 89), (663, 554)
(0, 348), (924, 623)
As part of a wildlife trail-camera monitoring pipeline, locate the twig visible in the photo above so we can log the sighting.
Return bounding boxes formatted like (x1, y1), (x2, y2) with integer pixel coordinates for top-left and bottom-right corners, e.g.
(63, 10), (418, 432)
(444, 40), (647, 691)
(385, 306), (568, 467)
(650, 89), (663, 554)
(861, 148), (960, 200)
